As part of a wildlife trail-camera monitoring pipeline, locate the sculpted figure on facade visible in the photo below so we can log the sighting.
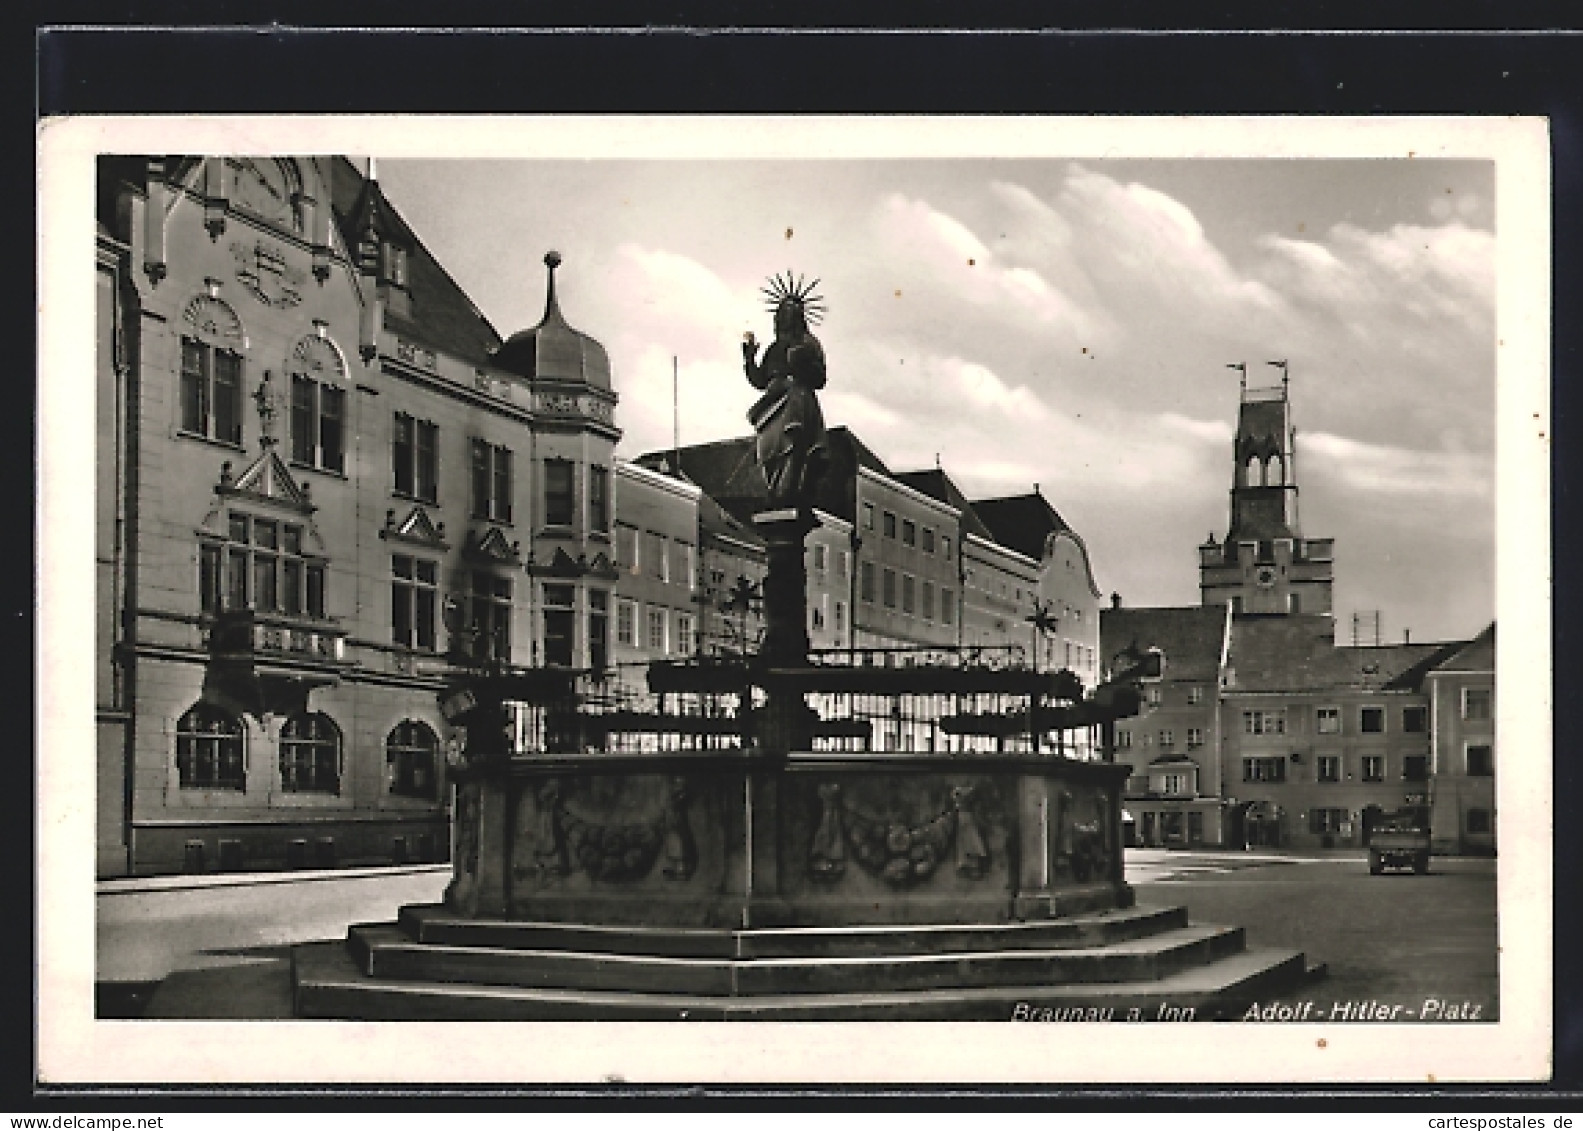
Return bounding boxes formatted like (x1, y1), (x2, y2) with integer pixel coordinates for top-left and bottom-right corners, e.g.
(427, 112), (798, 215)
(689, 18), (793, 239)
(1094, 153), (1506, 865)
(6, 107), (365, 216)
(742, 272), (830, 508)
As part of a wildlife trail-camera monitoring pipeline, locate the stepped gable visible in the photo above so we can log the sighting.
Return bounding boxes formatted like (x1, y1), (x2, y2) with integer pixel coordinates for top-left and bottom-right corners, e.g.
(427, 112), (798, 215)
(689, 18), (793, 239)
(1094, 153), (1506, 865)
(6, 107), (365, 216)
(1227, 615), (1462, 693)
(890, 467), (994, 541)
(327, 158), (503, 369)
(1099, 605), (1226, 683)
(970, 491), (1072, 562)
(489, 251), (612, 390)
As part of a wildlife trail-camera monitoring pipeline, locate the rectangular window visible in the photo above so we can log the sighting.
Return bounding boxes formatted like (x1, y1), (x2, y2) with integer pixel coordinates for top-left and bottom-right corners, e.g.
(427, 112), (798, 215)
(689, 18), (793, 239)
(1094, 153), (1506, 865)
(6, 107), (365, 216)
(1360, 707), (1385, 734)
(1116, 730), (1132, 748)
(882, 568), (898, 609)
(589, 466), (610, 534)
(812, 544), (827, 574)
(615, 523), (639, 575)
(391, 555), (438, 650)
(922, 527), (935, 554)
(543, 584), (575, 667)
(862, 502), (875, 530)
(1243, 710), (1286, 736)
(616, 598), (637, 647)
(901, 519), (916, 547)
(1317, 755), (1341, 783)
(1463, 688), (1492, 721)
(470, 439), (514, 522)
(1361, 754), (1385, 782)
(861, 561), (876, 604)
(834, 601), (845, 632)
(1159, 730), (1174, 747)
(902, 574), (916, 614)
(1187, 686), (1203, 706)
(469, 572), (511, 662)
(1403, 706), (1427, 733)
(208, 515), (323, 619)
(544, 459), (576, 527)
(676, 612), (696, 657)
(199, 542), (223, 613)
(393, 413), (438, 502)
(180, 338), (244, 445)
(671, 541), (693, 589)
(1309, 808), (1347, 835)
(587, 591), (609, 671)
(643, 531), (667, 581)
(646, 606), (668, 653)
(1242, 756), (1287, 783)
(1186, 728), (1204, 748)
(837, 550), (849, 578)
(1316, 707), (1341, 734)
(941, 535), (952, 559)
(1466, 808), (1491, 834)
(1161, 773), (1188, 796)
(883, 511), (897, 539)
(1466, 745), (1493, 776)
(921, 580), (935, 621)
(1403, 755), (1428, 782)
(290, 377), (344, 473)
(941, 588), (954, 625)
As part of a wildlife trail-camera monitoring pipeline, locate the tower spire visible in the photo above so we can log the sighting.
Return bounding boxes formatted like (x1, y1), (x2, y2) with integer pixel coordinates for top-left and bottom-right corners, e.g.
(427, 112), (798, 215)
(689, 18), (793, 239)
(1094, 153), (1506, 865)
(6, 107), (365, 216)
(542, 250), (564, 323)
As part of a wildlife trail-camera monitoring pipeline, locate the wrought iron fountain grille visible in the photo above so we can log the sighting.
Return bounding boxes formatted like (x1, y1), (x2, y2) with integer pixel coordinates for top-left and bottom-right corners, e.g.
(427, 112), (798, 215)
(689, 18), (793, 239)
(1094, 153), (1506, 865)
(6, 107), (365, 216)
(495, 644), (1104, 759)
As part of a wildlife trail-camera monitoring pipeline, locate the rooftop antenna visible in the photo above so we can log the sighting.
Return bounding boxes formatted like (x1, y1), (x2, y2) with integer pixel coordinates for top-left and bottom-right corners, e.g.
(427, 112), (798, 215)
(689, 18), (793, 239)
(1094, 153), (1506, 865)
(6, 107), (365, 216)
(672, 355), (680, 476)
(1226, 361), (1246, 392)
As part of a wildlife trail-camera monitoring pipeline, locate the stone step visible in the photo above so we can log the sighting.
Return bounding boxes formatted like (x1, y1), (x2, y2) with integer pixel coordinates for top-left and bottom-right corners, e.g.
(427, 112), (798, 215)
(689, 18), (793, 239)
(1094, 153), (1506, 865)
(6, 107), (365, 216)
(346, 921), (1246, 996)
(293, 940), (1309, 1021)
(397, 902), (1190, 959)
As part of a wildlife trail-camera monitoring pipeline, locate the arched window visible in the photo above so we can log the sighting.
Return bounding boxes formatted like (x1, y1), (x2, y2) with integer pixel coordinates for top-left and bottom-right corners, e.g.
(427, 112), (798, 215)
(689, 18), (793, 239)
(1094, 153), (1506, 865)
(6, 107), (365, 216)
(1243, 456), (1261, 487)
(280, 711), (341, 793)
(176, 703), (246, 790)
(1265, 455), (1283, 486)
(179, 294), (246, 445)
(387, 720), (439, 800)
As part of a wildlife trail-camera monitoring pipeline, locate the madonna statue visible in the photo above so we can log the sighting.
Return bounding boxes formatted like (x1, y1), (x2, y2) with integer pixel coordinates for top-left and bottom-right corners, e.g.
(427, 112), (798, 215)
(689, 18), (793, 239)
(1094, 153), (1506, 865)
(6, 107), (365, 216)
(743, 272), (830, 508)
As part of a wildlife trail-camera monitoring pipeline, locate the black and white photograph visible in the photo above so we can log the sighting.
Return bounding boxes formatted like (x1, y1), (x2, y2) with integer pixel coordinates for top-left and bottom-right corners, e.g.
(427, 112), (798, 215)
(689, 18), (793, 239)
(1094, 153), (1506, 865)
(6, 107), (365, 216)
(39, 114), (1549, 1086)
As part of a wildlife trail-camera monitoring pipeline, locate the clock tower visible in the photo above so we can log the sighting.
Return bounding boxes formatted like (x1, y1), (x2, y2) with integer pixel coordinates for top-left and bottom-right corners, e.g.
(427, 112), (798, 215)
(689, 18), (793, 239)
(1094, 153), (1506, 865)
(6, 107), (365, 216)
(1198, 363), (1334, 617)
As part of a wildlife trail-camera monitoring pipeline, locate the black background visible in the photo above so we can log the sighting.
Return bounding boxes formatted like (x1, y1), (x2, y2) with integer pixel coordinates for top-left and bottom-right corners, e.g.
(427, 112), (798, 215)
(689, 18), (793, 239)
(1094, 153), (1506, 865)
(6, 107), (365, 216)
(27, 11), (1583, 1110)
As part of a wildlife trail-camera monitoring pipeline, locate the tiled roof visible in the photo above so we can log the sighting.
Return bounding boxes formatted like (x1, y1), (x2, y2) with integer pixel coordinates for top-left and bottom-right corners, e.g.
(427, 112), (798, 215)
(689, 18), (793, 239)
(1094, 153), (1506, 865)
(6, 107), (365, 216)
(890, 468), (992, 541)
(1099, 605), (1228, 683)
(1428, 622), (1495, 674)
(970, 492), (1072, 562)
(328, 158), (503, 370)
(1226, 615), (1463, 693)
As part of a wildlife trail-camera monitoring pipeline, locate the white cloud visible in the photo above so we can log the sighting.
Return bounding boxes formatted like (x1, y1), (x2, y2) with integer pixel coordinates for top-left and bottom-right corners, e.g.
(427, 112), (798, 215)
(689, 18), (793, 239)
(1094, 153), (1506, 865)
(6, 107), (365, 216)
(1299, 430), (1493, 500)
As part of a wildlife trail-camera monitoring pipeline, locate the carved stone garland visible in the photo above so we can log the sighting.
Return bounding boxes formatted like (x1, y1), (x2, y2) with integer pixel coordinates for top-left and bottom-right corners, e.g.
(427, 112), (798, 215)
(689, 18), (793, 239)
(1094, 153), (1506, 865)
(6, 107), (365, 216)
(809, 783), (990, 886)
(532, 777), (696, 883)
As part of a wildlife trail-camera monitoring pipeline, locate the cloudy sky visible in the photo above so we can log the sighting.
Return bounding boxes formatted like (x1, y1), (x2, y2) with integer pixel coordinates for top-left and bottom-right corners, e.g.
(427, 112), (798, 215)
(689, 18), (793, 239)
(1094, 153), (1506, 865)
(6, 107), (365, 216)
(377, 157), (1495, 644)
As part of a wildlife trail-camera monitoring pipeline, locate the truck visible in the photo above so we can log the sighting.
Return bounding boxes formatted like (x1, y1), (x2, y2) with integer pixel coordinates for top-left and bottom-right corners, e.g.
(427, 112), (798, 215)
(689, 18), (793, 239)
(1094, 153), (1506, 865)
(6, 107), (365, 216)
(1368, 808), (1431, 875)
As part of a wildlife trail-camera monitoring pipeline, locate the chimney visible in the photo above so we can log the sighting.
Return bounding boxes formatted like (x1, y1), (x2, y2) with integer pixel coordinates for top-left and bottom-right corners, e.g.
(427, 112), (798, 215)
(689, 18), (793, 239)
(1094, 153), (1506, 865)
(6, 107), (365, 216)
(1404, 628), (1411, 644)
(1110, 592), (1122, 609)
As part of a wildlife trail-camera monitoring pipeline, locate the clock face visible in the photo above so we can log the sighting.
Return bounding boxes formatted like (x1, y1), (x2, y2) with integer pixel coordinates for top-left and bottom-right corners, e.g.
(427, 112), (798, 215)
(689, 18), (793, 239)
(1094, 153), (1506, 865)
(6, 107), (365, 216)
(1255, 566), (1278, 588)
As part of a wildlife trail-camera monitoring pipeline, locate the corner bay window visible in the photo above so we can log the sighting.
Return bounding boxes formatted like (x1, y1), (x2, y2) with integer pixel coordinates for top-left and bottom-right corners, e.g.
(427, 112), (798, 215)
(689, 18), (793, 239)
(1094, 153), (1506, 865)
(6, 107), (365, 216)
(181, 337), (244, 445)
(588, 590), (609, 671)
(280, 712), (341, 794)
(544, 459), (576, 527)
(543, 584), (575, 668)
(176, 704), (245, 790)
(387, 720), (439, 800)
(394, 413), (438, 503)
(391, 555), (437, 650)
(201, 512), (325, 619)
(290, 376), (345, 473)
(470, 439), (513, 522)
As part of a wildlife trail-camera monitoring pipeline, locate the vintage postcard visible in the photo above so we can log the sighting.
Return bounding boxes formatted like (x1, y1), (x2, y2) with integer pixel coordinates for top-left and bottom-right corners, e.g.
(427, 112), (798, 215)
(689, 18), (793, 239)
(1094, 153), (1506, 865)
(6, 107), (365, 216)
(38, 114), (1550, 1085)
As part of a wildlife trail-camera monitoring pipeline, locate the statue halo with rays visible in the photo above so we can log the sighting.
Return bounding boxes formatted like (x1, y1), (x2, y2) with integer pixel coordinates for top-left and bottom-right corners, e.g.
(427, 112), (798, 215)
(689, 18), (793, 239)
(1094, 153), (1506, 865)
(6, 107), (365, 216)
(760, 271), (827, 325)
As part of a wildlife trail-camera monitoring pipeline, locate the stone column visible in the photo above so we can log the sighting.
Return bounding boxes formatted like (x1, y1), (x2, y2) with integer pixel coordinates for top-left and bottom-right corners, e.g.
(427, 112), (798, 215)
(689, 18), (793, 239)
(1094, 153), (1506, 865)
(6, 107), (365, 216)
(752, 508), (818, 758)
